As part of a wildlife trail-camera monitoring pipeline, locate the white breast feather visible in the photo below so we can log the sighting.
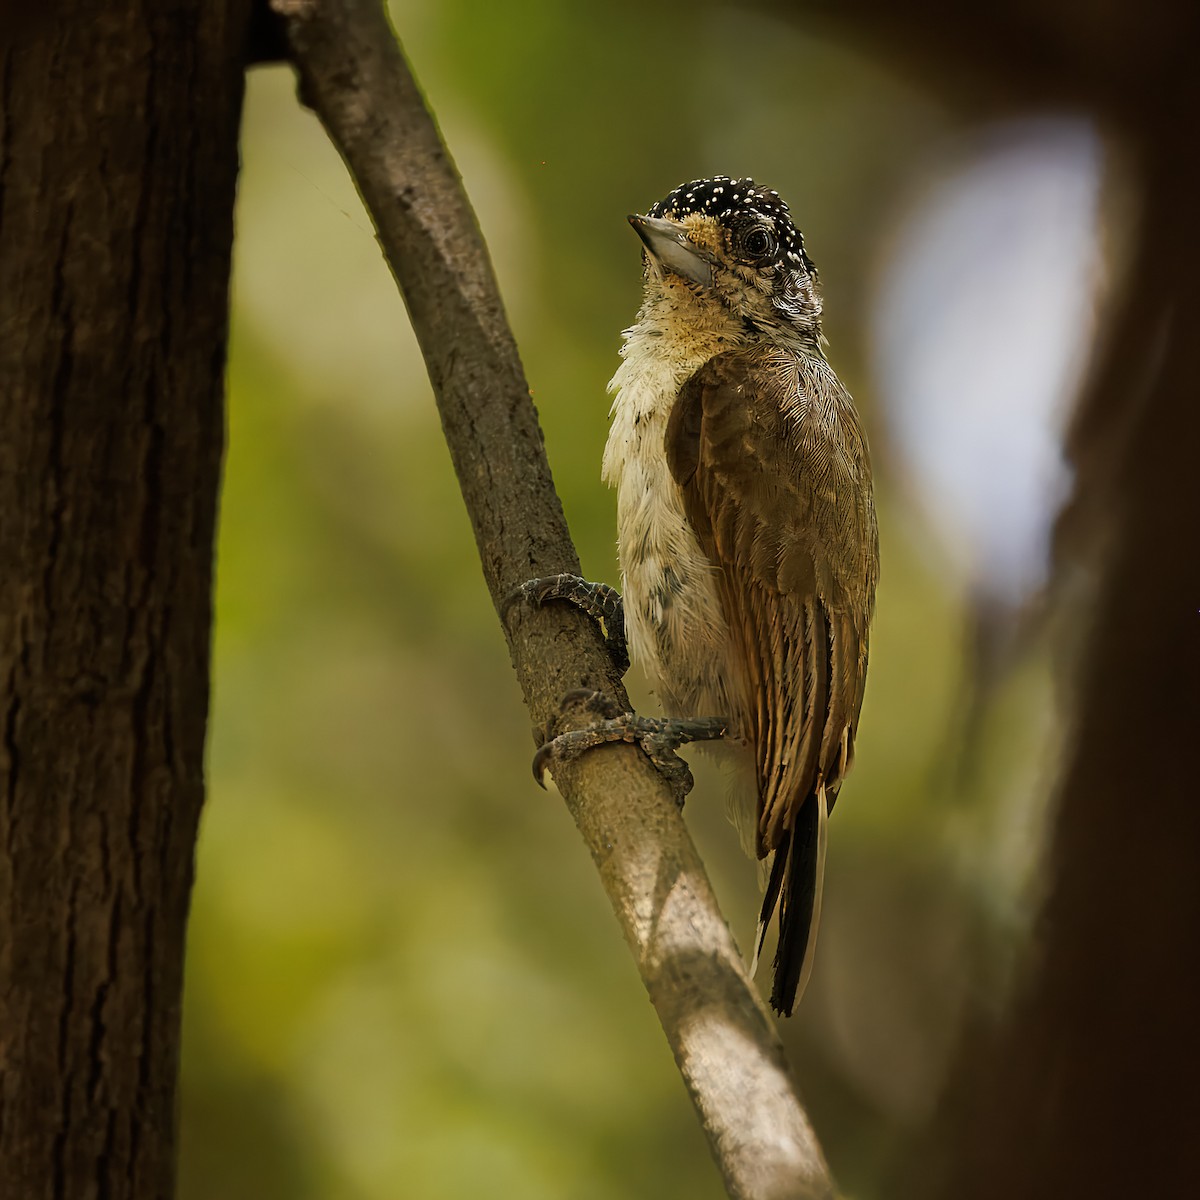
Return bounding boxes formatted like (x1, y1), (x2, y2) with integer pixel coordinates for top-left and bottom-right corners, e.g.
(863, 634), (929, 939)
(602, 284), (743, 717)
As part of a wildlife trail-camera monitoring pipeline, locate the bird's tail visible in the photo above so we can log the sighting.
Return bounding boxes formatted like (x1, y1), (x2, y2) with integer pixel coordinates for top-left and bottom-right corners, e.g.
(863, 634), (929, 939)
(752, 784), (829, 1017)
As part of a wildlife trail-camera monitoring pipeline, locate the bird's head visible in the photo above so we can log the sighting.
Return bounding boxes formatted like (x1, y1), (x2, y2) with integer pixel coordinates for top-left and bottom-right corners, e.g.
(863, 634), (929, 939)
(630, 176), (822, 345)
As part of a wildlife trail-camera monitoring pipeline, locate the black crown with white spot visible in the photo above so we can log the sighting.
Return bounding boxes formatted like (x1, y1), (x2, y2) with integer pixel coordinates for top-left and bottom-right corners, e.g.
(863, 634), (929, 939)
(646, 176), (815, 275)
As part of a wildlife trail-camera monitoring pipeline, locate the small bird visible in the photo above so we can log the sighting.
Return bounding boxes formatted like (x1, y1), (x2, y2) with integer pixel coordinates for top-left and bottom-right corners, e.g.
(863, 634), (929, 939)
(516, 177), (878, 1016)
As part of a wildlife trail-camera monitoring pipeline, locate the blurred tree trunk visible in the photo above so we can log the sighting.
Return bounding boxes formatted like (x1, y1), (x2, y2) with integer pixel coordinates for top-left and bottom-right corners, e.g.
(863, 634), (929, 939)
(940, 91), (1200, 1200)
(763, 1), (1200, 1195)
(0, 3), (248, 1197)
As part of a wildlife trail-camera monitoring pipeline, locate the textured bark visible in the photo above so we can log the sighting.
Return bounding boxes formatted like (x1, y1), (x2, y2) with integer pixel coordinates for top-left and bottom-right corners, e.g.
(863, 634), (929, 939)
(0, 3), (248, 1197)
(268, 2), (835, 1197)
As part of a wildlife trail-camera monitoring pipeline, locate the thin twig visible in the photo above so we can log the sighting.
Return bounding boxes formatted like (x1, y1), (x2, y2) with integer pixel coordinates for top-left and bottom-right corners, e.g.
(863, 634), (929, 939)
(268, 2), (834, 1195)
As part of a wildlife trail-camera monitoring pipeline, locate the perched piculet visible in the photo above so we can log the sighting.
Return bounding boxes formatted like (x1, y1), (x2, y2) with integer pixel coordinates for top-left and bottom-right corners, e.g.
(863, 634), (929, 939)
(521, 176), (878, 1016)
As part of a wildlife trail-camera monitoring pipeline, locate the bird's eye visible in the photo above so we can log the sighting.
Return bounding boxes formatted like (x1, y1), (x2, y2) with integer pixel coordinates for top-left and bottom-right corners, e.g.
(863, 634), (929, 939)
(740, 226), (776, 260)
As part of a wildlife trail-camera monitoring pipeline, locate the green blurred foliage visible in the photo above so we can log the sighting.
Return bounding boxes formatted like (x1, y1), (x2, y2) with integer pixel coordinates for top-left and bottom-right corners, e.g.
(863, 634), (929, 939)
(180, 4), (1060, 1197)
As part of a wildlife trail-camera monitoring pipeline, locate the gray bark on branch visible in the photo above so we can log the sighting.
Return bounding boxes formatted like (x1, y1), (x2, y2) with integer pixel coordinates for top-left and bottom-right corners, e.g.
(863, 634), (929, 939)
(267, 1), (834, 1197)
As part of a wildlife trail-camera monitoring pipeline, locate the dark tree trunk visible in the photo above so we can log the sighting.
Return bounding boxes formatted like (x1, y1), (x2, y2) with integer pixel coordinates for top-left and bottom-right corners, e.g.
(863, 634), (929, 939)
(0, 3), (248, 1197)
(936, 92), (1200, 1200)
(765, 3), (1200, 1195)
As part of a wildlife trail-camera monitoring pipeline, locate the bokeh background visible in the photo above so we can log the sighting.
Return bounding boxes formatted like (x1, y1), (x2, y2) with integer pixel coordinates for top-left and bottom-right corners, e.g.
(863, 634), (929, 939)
(179, 3), (1106, 1197)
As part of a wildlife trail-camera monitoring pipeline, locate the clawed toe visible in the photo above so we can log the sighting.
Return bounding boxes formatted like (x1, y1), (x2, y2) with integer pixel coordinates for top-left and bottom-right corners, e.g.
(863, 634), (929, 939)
(639, 737), (696, 806)
(533, 689), (625, 787)
(530, 692), (727, 806)
(503, 574), (629, 676)
(501, 575), (563, 620)
(531, 737), (557, 788)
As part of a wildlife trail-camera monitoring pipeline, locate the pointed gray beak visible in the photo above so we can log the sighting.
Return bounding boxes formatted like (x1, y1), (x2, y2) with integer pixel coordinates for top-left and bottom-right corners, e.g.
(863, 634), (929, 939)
(628, 214), (714, 287)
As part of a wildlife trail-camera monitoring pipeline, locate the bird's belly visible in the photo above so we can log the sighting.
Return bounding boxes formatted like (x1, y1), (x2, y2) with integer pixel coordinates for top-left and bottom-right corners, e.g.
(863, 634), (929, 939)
(614, 446), (734, 719)
(605, 319), (747, 721)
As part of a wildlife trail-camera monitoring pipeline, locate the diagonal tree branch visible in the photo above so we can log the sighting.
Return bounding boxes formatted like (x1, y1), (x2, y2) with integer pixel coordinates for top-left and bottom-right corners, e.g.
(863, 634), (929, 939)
(266, 1), (833, 1196)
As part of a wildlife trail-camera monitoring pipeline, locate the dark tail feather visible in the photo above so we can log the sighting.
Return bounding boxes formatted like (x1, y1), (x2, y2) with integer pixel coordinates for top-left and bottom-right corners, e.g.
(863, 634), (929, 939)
(755, 786), (829, 1017)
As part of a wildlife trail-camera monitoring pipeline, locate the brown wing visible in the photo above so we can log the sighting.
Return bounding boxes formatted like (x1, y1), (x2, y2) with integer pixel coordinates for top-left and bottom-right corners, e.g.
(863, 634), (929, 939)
(666, 346), (878, 858)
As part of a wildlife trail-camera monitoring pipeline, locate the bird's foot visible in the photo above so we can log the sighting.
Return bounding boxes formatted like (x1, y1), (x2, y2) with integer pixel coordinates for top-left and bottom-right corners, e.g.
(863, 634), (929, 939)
(533, 688), (727, 807)
(503, 574), (629, 675)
